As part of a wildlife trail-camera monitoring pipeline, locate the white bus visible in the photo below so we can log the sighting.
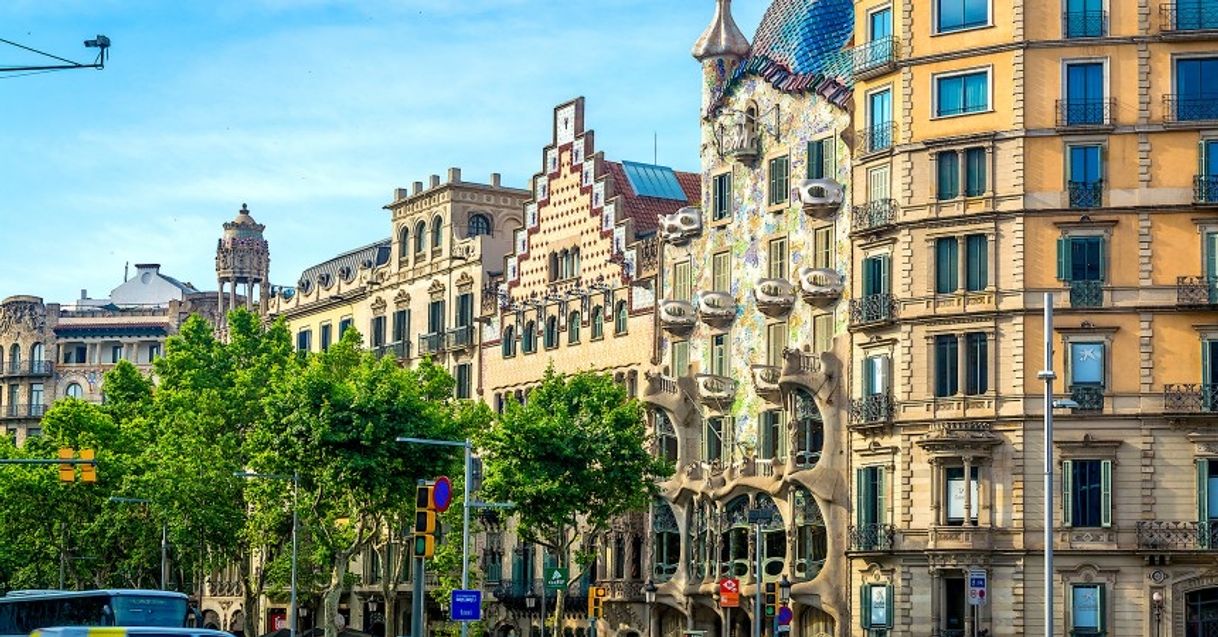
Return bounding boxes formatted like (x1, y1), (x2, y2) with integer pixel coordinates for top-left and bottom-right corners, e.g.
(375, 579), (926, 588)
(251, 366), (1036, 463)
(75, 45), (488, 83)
(0, 590), (191, 637)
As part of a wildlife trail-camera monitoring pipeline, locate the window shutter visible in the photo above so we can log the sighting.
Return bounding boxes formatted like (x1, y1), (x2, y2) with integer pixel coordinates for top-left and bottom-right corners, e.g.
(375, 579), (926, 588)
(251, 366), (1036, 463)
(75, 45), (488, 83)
(1062, 459), (1073, 527)
(1207, 342), (1214, 387)
(880, 254), (891, 294)
(807, 142), (823, 179)
(884, 584), (895, 628)
(860, 585), (873, 629)
(1200, 459), (1210, 524)
(1098, 237), (1107, 282)
(1057, 237), (1070, 281)
(1100, 459), (1113, 528)
(1203, 140), (1210, 176)
(1098, 584), (1107, 633)
(825, 137), (837, 178)
(877, 466), (887, 525)
(878, 354), (891, 392)
(856, 468), (867, 527)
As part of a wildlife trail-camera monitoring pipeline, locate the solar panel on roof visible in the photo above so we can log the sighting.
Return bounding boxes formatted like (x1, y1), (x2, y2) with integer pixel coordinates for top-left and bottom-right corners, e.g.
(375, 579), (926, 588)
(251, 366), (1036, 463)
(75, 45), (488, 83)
(621, 161), (687, 201)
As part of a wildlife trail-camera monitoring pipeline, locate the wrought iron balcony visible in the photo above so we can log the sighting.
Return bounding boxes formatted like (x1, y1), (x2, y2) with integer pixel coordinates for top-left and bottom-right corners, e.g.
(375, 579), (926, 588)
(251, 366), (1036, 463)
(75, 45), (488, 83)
(1, 404), (47, 419)
(1164, 384), (1218, 413)
(1196, 175), (1218, 203)
(856, 122), (896, 155)
(446, 325), (474, 350)
(1069, 279), (1103, 308)
(1069, 385), (1105, 411)
(3, 360), (53, 377)
(851, 199), (897, 233)
(1068, 180), (1103, 208)
(847, 523), (895, 552)
(849, 393), (893, 428)
(1056, 98), (1114, 127)
(1161, 2), (1218, 32)
(1137, 520), (1218, 550)
(852, 37), (899, 79)
(373, 341), (410, 360)
(1165, 95), (1218, 122)
(849, 293), (896, 327)
(1063, 10), (1107, 37)
(1178, 275), (1218, 305)
(418, 332), (445, 356)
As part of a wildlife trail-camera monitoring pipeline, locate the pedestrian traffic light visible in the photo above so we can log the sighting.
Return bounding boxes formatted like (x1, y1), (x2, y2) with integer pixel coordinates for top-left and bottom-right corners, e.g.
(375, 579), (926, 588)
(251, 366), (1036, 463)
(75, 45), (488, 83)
(587, 586), (608, 618)
(763, 582), (778, 618)
(78, 448), (96, 483)
(413, 481), (438, 558)
(58, 447), (75, 483)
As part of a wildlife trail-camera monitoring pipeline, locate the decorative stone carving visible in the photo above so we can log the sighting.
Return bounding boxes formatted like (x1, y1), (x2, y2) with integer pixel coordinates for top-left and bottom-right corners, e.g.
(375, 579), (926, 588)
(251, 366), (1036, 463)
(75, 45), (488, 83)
(659, 300), (697, 333)
(394, 289), (411, 307)
(658, 206), (703, 245)
(792, 179), (845, 219)
(753, 278), (796, 317)
(696, 291), (736, 327)
(797, 267), (844, 307)
(370, 297), (387, 314)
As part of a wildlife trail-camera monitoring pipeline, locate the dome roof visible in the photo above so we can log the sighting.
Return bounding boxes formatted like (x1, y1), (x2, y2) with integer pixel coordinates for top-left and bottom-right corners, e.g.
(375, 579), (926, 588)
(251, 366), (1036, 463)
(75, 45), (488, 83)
(692, 0), (750, 62)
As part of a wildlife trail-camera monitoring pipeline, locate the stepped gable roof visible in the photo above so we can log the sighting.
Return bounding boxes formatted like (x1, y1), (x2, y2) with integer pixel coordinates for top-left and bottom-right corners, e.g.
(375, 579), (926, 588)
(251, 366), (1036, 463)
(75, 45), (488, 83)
(605, 161), (701, 238)
(708, 0), (854, 112)
(297, 239), (391, 289)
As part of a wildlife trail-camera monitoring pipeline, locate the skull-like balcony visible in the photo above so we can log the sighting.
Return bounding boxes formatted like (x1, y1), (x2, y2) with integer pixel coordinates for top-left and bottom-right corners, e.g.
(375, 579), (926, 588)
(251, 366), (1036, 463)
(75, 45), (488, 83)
(750, 364), (782, 402)
(659, 206), (703, 246)
(797, 267), (844, 308)
(697, 291), (737, 328)
(754, 278), (796, 317)
(792, 179), (845, 220)
(695, 373), (738, 407)
(658, 300), (697, 334)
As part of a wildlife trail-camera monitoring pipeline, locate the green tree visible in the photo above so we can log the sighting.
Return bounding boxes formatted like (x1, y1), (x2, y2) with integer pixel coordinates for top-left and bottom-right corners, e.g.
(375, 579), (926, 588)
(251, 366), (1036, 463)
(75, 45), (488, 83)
(473, 368), (671, 626)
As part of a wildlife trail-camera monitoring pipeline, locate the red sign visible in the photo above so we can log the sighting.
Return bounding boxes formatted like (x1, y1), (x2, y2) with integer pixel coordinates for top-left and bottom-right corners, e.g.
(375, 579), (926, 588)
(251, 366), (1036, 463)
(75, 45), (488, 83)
(719, 578), (740, 608)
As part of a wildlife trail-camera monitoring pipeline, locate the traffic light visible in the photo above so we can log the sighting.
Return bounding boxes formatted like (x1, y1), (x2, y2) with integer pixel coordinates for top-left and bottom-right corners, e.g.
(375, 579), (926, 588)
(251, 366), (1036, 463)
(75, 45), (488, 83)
(587, 586), (608, 618)
(58, 447), (74, 483)
(413, 482), (438, 558)
(78, 449), (96, 483)
(763, 582), (778, 619)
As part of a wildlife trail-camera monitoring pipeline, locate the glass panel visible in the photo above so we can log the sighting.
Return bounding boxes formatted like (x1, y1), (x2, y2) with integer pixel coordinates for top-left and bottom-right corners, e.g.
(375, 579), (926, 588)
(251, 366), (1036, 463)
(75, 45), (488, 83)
(945, 467), (979, 522)
(936, 237), (959, 293)
(966, 235), (988, 291)
(1072, 585), (1101, 630)
(964, 148), (987, 196)
(869, 7), (892, 39)
(1070, 342), (1104, 385)
(937, 151), (960, 200)
(1069, 145), (1103, 183)
(869, 90), (892, 129)
(937, 75), (963, 116)
(934, 335), (959, 397)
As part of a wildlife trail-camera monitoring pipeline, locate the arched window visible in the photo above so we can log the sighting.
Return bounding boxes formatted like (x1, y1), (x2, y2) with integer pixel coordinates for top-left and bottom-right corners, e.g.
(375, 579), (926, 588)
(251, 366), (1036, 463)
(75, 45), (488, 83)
(793, 487), (827, 580)
(721, 496), (751, 578)
(414, 221), (426, 254)
(688, 500), (711, 581)
(568, 311), (581, 344)
(502, 325), (516, 358)
(468, 213), (492, 237)
(755, 493), (786, 578)
(522, 321), (536, 353)
(549, 253), (559, 281)
(65, 383), (83, 399)
(544, 316), (558, 349)
(8, 344), (20, 374)
(431, 215), (443, 249)
(572, 248), (580, 277)
(30, 343), (43, 364)
(591, 306), (604, 339)
(792, 388), (824, 469)
(614, 300), (628, 335)
(398, 226), (410, 258)
(652, 500), (679, 583)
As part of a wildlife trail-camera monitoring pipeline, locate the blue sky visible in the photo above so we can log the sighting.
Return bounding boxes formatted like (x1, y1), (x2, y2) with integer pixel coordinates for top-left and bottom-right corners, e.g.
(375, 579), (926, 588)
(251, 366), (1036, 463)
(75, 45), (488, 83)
(0, 1), (767, 303)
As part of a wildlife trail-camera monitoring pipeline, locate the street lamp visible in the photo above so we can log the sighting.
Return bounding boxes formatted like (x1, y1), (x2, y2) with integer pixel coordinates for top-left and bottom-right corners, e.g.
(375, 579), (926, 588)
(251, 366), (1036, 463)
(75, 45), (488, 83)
(1152, 591), (1164, 637)
(108, 496), (168, 590)
(778, 575), (791, 605)
(643, 580), (657, 637)
(235, 471), (299, 637)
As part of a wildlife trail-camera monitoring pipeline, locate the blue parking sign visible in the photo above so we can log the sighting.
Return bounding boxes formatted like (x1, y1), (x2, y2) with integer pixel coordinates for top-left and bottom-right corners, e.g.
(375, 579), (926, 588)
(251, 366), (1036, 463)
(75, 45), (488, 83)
(451, 589), (482, 621)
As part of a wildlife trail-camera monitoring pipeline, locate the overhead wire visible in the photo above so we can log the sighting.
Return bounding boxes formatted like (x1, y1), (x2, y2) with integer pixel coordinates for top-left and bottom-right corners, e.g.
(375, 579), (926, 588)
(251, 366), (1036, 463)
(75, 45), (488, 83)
(0, 36), (83, 66)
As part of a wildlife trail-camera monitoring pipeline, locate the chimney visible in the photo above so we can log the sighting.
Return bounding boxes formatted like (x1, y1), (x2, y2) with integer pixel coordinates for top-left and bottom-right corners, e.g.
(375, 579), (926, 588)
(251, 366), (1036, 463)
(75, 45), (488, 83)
(491, 173), (501, 188)
(394, 187), (409, 200)
(429, 174), (441, 188)
(448, 167), (462, 183)
(413, 181), (424, 195)
(80, 289), (87, 300)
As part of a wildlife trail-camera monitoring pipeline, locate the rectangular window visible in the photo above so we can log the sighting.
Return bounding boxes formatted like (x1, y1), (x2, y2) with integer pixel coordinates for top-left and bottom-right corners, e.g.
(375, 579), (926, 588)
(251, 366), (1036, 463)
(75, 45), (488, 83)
(1057, 235), (1105, 282)
(935, 70), (989, 117)
(1199, 459), (1218, 524)
(455, 363), (472, 399)
(1067, 145), (1104, 209)
(297, 329), (311, 352)
(1064, 458), (1112, 528)
(863, 354), (890, 396)
(945, 467), (980, 524)
(428, 300), (445, 333)
(671, 340), (689, 377)
(456, 293), (474, 328)
(863, 254), (891, 296)
(29, 383), (43, 407)
(713, 172), (732, 221)
(1071, 584), (1106, 635)
(965, 234), (989, 291)
(1065, 0), (1105, 37)
(148, 343), (161, 362)
(712, 251), (731, 293)
(768, 156), (790, 206)
(320, 323), (333, 351)
(766, 322), (787, 367)
(768, 237), (788, 280)
(813, 226), (834, 270)
(370, 316), (387, 347)
(760, 410), (785, 459)
(1069, 341), (1105, 386)
(813, 313), (834, 354)
(965, 332), (989, 395)
(869, 6), (892, 40)
(1175, 58), (1218, 121)
(856, 466), (886, 527)
(935, 237), (959, 293)
(704, 417), (725, 463)
(1065, 61), (1106, 125)
(392, 309), (408, 343)
(806, 137), (835, 180)
(339, 317), (353, 338)
(964, 147), (987, 196)
(110, 345), (123, 364)
(936, 0), (989, 32)
(867, 89), (893, 152)
(937, 151), (960, 200)
(934, 335), (959, 397)
(710, 334), (728, 376)
(673, 261), (692, 301)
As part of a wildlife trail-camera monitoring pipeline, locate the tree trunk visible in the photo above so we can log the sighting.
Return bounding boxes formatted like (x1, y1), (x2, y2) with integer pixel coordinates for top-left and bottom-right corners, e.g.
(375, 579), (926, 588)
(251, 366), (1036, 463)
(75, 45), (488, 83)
(324, 548), (355, 637)
(241, 560), (263, 637)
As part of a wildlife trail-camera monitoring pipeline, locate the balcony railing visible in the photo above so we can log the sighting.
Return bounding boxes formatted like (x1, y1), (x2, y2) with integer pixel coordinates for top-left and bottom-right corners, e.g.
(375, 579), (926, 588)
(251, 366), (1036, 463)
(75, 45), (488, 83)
(1068, 180), (1103, 208)
(1164, 383), (1218, 413)
(2, 360), (53, 377)
(848, 523), (895, 552)
(1056, 98), (1114, 127)
(1165, 94), (1218, 122)
(856, 122), (896, 155)
(1069, 279), (1103, 308)
(1069, 385), (1105, 411)
(849, 293), (896, 327)
(1137, 520), (1218, 550)
(852, 37), (899, 78)
(1178, 275), (1218, 305)
(1, 404), (47, 419)
(1196, 175), (1218, 203)
(1161, 2), (1218, 32)
(849, 393), (893, 428)
(373, 341), (410, 360)
(851, 198), (897, 233)
(1063, 10), (1108, 37)
(446, 325), (474, 350)
(418, 332), (445, 356)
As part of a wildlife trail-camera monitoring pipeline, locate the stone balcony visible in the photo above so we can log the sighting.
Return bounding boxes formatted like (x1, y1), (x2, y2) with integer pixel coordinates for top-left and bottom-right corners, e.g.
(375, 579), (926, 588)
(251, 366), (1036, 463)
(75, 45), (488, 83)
(753, 278), (796, 317)
(797, 267), (843, 308)
(695, 373), (738, 407)
(658, 299), (697, 334)
(642, 371), (696, 426)
(928, 525), (993, 551)
(792, 178), (844, 220)
(697, 291), (737, 328)
(750, 364), (782, 402)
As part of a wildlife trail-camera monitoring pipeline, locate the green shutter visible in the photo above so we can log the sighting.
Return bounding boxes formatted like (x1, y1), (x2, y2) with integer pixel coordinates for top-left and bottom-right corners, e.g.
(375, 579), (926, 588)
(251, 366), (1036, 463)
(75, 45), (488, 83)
(1207, 233), (1218, 280)
(1057, 237), (1070, 281)
(877, 466), (887, 525)
(1100, 459), (1112, 528)
(807, 141), (823, 179)
(1062, 459), (1073, 527)
(1098, 584), (1107, 633)
(1098, 237), (1107, 282)
(884, 584), (894, 628)
(860, 585), (873, 629)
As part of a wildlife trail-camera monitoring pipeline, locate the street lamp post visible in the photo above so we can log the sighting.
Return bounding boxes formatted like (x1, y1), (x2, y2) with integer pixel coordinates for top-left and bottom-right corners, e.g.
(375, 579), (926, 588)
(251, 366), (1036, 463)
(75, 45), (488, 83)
(644, 580), (656, 637)
(235, 471), (299, 637)
(1152, 591), (1164, 637)
(108, 496), (168, 590)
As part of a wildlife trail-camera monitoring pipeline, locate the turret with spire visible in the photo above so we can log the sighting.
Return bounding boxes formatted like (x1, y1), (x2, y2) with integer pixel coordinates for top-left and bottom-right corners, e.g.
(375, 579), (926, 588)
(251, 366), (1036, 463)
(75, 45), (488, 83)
(215, 203), (271, 324)
(692, 0), (750, 63)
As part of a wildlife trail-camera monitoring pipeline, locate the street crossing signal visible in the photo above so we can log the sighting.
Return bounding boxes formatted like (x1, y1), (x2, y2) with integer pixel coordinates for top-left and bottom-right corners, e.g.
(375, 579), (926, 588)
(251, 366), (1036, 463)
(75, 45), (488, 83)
(413, 482), (438, 558)
(58, 447), (74, 482)
(78, 449), (96, 483)
(587, 586), (608, 618)
(763, 582), (778, 618)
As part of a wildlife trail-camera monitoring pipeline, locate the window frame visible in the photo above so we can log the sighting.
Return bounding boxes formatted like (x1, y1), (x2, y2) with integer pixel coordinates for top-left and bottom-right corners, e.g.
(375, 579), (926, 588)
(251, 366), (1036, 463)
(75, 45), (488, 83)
(1062, 458), (1113, 528)
(591, 306), (605, 340)
(936, 150), (961, 200)
(767, 154), (791, 208)
(1069, 583), (1107, 636)
(934, 334), (960, 397)
(931, 67), (993, 119)
(806, 136), (836, 180)
(932, 0), (993, 34)
(671, 340), (690, 377)
(767, 236), (788, 280)
(502, 324), (517, 358)
(614, 300), (629, 335)
(712, 171), (733, 222)
(812, 226), (834, 270)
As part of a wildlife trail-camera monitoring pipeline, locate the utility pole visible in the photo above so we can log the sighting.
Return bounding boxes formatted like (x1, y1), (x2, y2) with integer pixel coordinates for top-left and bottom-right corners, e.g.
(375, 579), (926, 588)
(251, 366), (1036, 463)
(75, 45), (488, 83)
(1, 35), (110, 74)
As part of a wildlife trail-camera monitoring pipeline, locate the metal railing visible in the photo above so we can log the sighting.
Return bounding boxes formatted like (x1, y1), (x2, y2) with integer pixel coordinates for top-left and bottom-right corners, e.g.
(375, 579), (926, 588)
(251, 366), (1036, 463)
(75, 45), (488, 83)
(1063, 10), (1107, 37)
(1, 404), (47, 419)
(848, 523), (895, 551)
(1056, 98), (1114, 127)
(1165, 95), (1218, 122)
(856, 122), (896, 154)
(851, 198), (898, 233)
(446, 325), (474, 350)
(373, 341), (410, 360)
(1070, 385), (1105, 411)
(418, 332), (445, 356)
(1196, 175), (1218, 203)
(1178, 275), (1218, 305)
(1137, 520), (1218, 550)
(849, 393), (893, 426)
(849, 293), (897, 326)
(1069, 279), (1103, 308)
(852, 37), (899, 78)
(1162, 2), (1218, 31)
(1068, 180), (1104, 208)
(3, 360), (53, 376)
(1164, 383), (1218, 413)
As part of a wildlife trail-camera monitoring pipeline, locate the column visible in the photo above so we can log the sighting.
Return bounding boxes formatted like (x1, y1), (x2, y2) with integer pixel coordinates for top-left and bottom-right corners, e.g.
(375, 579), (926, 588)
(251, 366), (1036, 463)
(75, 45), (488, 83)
(930, 569), (941, 636)
(957, 333), (967, 398)
(217, 282), (225, 317)
(229, 283), (237, 315)
(963, 456), (974, 527)
(930, 458), (941, 526)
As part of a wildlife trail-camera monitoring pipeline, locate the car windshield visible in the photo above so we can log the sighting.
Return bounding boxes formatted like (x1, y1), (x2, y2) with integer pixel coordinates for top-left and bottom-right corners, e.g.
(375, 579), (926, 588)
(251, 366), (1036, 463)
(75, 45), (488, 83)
(111, 596), (188, 627)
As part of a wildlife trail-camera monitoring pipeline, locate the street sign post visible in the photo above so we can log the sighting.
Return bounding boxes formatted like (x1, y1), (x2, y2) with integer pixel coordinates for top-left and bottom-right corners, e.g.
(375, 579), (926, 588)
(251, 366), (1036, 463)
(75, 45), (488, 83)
(450, 589), (482, 621)
(968, 569), (988, 606)
(718, 578), (740, 608)
(545, 567), (568, 590)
